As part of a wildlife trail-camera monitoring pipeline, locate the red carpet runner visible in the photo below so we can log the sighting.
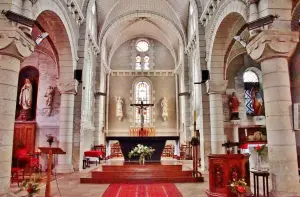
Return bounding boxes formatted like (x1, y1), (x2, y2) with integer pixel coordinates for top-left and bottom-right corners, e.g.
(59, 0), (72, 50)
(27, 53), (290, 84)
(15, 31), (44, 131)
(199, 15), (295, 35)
(102, 183), (183, 197)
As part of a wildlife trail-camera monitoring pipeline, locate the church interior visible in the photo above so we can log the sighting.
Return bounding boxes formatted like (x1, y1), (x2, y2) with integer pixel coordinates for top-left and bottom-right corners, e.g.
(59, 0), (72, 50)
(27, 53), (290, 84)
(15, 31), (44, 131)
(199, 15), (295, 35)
(1, 0), (300, 197)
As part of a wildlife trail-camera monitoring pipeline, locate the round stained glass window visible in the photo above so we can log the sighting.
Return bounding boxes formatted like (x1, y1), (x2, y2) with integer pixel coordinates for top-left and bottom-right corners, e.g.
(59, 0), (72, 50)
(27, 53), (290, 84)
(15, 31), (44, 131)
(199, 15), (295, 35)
(136, 40), (149, 52)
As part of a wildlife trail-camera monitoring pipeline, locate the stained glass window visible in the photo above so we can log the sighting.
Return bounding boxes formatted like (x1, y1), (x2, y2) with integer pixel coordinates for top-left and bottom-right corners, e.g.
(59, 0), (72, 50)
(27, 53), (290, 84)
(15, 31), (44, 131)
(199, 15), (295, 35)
(243, 71), (258, 83)
(136, 40), (149, 52)
(135, 81), (150, 123)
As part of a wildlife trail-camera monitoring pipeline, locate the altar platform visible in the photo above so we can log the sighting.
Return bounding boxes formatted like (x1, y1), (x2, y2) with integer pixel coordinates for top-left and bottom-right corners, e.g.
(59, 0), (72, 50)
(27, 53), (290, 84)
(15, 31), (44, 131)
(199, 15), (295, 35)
(106, 136), (179, 161)
(80, 159), (204, 184)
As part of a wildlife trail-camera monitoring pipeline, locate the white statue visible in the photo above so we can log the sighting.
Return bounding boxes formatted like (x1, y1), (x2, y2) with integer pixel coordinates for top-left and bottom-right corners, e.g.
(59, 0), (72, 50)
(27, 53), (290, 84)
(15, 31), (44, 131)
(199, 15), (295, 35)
(116, 97), (123, 120)
(19, 78), (33, 110)
(161, 97), (168, 121)
(44, 86), (55, 116)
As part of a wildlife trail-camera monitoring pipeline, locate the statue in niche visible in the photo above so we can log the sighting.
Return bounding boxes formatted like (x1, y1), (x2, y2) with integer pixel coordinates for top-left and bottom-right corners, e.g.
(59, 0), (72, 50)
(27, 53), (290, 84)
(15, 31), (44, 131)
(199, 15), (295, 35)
(229, 92), (240, 120)
(116, 97), (123, 120)
(44, 86), (55, 116)
(17, 78), (33, 120)
(251, 87), (264, 116)
(161, 97), (168, 121)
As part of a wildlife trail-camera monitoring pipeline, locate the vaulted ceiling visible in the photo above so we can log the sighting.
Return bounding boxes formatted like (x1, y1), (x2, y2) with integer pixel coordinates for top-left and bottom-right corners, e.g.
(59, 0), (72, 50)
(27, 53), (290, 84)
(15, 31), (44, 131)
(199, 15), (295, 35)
(94, 0), (192, 66)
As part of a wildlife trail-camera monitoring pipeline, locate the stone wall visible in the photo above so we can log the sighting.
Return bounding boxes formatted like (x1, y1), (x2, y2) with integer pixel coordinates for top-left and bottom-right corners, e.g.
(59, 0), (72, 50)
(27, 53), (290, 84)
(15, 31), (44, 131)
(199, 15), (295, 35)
(20, 51), (59, 170)
(108, 76), (177, 136)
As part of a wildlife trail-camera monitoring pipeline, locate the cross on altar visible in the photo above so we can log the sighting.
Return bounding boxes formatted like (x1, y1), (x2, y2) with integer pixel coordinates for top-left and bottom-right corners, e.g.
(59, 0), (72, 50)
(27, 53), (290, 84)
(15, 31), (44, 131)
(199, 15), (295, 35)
(130, 100), (154, 128)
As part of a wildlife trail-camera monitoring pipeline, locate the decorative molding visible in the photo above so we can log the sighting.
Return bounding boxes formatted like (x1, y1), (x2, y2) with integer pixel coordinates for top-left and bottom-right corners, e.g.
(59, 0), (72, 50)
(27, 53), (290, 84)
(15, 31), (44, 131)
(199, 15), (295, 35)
(87, 31), (100, 55)
(29, 0), (38, 5)
(64, 0), (84, 25)
(101, 62), (111, 74)
(185, 34), (197, 56)
(205, 80), (228, 94)
(111, 70), (175, 77)
(0, 22), (35, 59)
(57, 79), (79, 94)
(199, 0), (222, 27)
(246, 30), (299, 62)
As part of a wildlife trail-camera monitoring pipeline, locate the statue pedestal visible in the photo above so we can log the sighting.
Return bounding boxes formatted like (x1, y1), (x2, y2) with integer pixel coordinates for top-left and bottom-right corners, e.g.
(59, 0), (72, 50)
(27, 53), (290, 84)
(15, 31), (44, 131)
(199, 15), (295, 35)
(17, 109), (32, 121)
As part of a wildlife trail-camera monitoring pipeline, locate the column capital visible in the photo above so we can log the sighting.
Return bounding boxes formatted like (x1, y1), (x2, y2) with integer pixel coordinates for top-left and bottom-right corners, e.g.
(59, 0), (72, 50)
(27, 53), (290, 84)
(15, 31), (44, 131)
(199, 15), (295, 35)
(246, 30), (299, 63)
(57, 79), (79, 94)
(0, 19), (35, 60)
(205, 80), (228, 94)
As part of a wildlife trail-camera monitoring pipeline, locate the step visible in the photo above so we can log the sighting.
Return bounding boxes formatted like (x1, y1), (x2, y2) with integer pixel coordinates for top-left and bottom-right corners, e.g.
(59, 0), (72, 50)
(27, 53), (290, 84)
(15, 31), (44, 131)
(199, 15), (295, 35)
(91, 170), (193, 179)
(101, 164), (182, 172)
(80, 176), (204, 184)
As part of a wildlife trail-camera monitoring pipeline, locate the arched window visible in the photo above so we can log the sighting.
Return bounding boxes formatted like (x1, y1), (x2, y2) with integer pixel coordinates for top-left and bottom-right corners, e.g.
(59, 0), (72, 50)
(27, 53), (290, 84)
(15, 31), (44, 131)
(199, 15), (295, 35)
(133, 79), (152, 125)
(136, 55), (141, 70)
(143, 56), (150, 70)
(243, 70), (264, 116)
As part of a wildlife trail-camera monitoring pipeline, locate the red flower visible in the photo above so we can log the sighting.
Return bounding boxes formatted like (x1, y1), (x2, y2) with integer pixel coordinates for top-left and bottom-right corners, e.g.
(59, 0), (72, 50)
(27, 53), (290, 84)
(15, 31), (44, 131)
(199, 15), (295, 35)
(236, 185), (246, 193)
(255, 145), (261, 151)
(27, 187), (32, 193)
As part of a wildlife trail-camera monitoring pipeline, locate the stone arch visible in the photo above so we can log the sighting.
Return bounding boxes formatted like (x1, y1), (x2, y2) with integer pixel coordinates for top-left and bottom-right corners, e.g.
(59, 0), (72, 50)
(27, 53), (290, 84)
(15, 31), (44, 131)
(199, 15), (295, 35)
(32, 0), (78, 79)
(207, 0), (248, 81)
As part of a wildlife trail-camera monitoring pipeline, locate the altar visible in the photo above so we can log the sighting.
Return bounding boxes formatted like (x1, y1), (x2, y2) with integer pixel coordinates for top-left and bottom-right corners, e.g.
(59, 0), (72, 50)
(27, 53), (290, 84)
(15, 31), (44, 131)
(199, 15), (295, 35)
(106, 136), (179, 161)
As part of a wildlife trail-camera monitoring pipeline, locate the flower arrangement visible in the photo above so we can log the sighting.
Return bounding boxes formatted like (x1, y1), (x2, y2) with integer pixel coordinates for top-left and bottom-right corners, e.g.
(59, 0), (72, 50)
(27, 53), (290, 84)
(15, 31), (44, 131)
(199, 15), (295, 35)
(21, 175), (41, 196)
(254, 144), (267, 156)
(229, 178), (251, 197)
(128, 144), (155, 164)
(46, 134), (54, 147)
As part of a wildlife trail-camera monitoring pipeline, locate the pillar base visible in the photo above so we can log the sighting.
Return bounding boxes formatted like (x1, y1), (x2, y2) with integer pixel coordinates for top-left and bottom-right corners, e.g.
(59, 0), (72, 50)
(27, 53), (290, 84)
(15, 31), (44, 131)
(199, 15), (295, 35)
(270, 190), (300, 197)
(55, 164), (74, 173)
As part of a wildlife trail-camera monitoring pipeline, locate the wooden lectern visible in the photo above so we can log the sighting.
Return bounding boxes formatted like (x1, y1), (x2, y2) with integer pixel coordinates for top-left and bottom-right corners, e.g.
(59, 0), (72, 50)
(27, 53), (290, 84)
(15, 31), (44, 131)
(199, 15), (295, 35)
(39, 147), (65, 197)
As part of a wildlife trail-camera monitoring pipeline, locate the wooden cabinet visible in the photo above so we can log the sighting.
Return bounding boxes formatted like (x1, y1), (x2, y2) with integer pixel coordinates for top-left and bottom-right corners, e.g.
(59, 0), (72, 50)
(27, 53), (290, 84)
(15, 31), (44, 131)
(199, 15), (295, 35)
(206, 154), (250, 197)
(13, 122), (36, 157)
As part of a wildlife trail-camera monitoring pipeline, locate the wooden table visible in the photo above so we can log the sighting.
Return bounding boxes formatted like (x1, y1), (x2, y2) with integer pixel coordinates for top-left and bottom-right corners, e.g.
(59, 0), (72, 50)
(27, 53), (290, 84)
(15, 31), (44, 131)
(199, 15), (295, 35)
(251, 170), (269, 197)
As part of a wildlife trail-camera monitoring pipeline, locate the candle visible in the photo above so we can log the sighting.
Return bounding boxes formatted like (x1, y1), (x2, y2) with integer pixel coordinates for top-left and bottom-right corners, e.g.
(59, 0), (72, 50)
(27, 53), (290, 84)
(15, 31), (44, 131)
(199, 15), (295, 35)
(245, 129), (248, 137)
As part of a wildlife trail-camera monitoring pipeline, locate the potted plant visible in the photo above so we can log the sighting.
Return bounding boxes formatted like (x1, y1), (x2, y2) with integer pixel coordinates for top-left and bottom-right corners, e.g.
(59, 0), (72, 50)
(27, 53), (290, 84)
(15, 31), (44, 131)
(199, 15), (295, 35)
(21, 175), (41, 197)
(128, 144), (155, 164)
(46, 134), (54, 147)
(229, 178), (252, 197)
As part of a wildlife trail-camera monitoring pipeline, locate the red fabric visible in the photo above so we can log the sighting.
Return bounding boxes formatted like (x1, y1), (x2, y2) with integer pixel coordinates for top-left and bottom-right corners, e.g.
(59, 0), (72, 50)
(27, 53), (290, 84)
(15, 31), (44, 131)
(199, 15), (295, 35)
(239, 143), (248, 149)
(84, 150), (103, 157)
(16, 148), (29, 160)
(102, 183), (183, 197)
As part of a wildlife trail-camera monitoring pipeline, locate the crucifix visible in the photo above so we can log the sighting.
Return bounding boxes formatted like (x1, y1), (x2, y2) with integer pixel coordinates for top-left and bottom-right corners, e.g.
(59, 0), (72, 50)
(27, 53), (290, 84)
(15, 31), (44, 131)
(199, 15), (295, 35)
(130, 100), (154, 128)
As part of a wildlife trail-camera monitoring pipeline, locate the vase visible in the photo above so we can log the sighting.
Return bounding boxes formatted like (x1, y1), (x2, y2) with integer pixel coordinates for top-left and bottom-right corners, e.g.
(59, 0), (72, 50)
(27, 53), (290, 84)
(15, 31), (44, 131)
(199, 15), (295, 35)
(256, 154), (261, 171)
(139, 155), (145, 165)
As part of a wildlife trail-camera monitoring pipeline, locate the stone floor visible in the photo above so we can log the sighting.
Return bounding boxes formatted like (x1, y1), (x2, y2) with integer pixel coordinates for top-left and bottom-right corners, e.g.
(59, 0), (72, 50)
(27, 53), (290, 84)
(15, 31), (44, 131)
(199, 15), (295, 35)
(5, 158), (272, 197)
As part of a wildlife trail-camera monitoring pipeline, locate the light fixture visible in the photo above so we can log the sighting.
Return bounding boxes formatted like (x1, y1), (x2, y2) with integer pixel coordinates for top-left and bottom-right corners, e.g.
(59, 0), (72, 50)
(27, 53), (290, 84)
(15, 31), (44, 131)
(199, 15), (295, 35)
(233, 36), (247, 48)
(35, 32), (49, 45)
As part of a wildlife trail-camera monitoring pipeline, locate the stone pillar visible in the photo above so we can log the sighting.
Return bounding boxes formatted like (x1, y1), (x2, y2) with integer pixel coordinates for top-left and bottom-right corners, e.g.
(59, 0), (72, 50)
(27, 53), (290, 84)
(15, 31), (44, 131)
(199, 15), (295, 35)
(56, 80), (79, 173)
(247, 30), (300, 196)
(231, 120), (241, 153)
(206, 80), (227, 154)
(0, 17), (34, 195)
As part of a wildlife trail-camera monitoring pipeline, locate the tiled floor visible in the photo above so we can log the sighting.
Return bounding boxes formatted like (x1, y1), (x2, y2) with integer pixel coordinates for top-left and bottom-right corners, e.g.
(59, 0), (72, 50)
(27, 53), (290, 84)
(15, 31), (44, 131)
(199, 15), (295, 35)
(6, 158), (272, 197)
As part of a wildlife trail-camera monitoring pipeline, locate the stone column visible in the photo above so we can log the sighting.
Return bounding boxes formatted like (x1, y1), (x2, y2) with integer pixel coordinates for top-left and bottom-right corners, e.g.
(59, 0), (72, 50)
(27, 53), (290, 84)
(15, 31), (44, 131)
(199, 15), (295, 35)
(56, 80), (79, 173)
(231, 120), (241, 153)
(0, 17), (34, 195)
(247, 30), (300, 196)
(206, 80), (227, 154)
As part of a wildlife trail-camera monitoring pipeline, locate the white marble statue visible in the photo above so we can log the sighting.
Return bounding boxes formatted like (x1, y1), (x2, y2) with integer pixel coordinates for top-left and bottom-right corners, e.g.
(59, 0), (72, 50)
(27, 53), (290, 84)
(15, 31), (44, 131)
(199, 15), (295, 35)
(161, 97), (168, 121)
(116, 96), (123, 120)
(19, 78), (33, 110)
